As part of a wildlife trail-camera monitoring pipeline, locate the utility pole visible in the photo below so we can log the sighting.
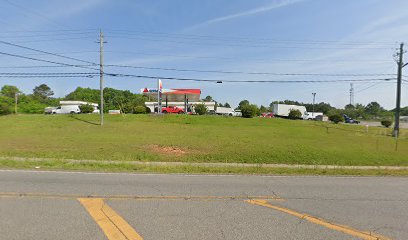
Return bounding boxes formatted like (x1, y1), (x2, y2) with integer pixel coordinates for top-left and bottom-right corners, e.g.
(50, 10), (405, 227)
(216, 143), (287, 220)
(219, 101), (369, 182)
(349, 83), (354, 106)
(312, 92), (316, 118)
(98, 30), (105, 126)
(393, 42), (406, 138)
(14, 92), (18, 114)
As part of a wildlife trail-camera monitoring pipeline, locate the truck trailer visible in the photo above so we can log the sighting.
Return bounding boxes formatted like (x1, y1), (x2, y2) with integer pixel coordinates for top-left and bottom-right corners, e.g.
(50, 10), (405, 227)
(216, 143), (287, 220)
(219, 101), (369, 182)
(272, 104), (307, 118)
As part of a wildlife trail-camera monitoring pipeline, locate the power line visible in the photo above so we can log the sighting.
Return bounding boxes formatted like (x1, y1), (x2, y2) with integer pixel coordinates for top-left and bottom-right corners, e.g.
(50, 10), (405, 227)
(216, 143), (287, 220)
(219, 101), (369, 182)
(0, 40), (98, 65)
(106, 35), (394, 50)
(0, 31), (97, 39)
(3, 0), (67, 28)
(106, 73), (396, 83)
(0, 72), (98, 75)
(355, 82), (384, 93)
(104, 50), (394, 63)
(105, 64), (396, 77)
(104, 29), (396, 46)
(0, 75), (95, 78)
(0, 51), (99, 71)
(0, 65), (94, 69)
(9, 36), (96, 43)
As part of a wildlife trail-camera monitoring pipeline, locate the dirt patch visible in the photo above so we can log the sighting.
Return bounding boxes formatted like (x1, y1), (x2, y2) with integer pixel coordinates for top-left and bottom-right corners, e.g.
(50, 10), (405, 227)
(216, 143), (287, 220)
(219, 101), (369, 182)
(150, 145), (187, 156)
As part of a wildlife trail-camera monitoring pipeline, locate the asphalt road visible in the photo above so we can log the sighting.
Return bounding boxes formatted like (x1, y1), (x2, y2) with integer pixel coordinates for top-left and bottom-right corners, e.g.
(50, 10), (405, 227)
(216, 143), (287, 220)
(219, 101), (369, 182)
(0, 170), (407, 240)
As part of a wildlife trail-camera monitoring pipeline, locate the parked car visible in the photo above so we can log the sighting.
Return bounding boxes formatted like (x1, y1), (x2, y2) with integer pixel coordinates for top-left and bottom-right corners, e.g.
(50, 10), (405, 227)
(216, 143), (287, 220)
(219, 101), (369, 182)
(261, 112), (274, 118)
(343, 114), (360, 124)
(162, 106), (185, 114)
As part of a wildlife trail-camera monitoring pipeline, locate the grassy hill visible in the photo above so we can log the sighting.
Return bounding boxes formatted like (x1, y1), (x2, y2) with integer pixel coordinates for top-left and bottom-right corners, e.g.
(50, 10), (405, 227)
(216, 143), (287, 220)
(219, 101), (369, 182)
(0, 114), (407, 167)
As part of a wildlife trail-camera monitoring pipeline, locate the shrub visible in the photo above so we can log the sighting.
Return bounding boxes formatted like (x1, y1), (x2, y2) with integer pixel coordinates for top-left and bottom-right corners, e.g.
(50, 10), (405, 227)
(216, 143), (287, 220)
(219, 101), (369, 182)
(329, 114), (344, 124)
(133, 105), (146, 114)
(381, 120), (392, 128)
(79, 104), (94, 114)
(194, 103), (208, 115)
(145, 106), (151, 114)
(288, 109), (302, 119)
(241, 104), (260, 118)
(0, 96), (13, 115)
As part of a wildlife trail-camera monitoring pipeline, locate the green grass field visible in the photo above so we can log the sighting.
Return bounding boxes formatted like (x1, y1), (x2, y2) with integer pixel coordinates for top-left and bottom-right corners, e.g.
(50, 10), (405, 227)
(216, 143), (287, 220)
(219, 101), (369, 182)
(0, 114), (407, 169)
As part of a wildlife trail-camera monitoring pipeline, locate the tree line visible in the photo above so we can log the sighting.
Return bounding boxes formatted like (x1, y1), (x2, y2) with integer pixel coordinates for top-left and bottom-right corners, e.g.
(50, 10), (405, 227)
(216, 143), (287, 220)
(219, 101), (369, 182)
(1, 85), (406, 119)
(0, 84), (147, 115)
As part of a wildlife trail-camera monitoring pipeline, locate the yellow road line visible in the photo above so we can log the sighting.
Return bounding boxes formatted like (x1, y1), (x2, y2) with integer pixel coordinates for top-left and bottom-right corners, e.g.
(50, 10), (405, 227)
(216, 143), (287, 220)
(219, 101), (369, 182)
(78, 198), (143, 240)
(246, 199), (391, 240)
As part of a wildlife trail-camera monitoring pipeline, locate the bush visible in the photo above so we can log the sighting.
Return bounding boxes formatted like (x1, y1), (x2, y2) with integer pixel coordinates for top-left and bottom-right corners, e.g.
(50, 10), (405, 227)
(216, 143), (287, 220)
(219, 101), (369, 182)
(288, 109), (302, 120)
(145, 106), (151, 114)
(133, 105), (146, 114)
(329, 114), (344, 124)
(194, 103), (208, 115)
(381, 120), (392, 128)
(79, 104), (94, 114)
(0, 96), (13, 115)
(241, 104), (260, 118)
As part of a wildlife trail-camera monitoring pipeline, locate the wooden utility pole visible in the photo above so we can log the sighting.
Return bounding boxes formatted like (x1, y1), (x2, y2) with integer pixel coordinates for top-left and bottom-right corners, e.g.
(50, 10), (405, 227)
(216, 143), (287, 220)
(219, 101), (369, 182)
(99, 30), (104, 126)
(393, 43), (405, 138)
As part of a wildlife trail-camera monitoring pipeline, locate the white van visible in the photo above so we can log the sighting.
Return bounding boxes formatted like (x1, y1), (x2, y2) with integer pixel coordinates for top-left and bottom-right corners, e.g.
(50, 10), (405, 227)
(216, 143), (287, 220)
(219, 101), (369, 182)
(52, 105), (80, 114)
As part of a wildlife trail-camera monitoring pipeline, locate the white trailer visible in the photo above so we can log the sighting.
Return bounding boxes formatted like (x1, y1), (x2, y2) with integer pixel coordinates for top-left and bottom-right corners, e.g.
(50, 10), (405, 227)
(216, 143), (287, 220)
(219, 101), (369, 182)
(216, 107), (233, 115)
(50, 101), (99, 114)
(272, 104), (307, 118)
(216, 107), (241, 116)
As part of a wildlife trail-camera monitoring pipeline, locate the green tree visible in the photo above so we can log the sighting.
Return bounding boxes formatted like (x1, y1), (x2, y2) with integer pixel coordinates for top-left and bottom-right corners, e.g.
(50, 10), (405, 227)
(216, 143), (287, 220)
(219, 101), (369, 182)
(345, 104), (355, 110)
(381, 120), (392, 128)
(194, 103), (208, 115)
(224, 102), (231, 108)
(365, 102), (383, 117)
(1, 85), (20, 98)
(0, 96), (13, 115)
(65, 87), (99, 103)
(79, 104), (94, 114)
(238, 100), (250, 110)
(241, 104), (260, 118)
(133, 105), (146, 114)
(33, 84), (54, 101)
(288, 109), (302, 119)
(329, 113), (344, 124)
(259, 105), (268, 113)
(202, 96), (214, 102)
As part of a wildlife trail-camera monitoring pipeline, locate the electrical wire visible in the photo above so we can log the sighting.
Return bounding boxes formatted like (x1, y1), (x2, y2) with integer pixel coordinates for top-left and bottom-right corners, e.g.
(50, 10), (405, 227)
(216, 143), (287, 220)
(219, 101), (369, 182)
(105, 73), (396, 83)
(0, 51), (99, 71)
(0, 65), (94, 69)
(105, 64), (396, 77)
(103, 51), (393, 63)
(0, 40), (98, 65)
(104, 29), (396, 46)
(106, 35), (394, 50)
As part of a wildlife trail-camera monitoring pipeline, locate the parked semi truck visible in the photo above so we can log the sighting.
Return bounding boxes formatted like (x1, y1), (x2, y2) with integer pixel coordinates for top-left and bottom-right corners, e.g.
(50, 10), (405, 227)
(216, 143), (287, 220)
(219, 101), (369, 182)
(216, 107), (242, 116)
(272, 104), (307, 118)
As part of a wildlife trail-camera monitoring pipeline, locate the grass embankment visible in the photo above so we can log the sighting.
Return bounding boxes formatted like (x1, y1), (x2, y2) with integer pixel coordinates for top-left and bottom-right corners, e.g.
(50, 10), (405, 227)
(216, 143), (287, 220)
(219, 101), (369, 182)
(0, 114), (407, 175)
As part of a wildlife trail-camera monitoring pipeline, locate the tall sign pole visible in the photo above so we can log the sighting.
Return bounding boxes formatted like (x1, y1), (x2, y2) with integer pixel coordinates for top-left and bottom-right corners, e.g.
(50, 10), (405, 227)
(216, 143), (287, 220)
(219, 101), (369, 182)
(393, 43), (404, 138)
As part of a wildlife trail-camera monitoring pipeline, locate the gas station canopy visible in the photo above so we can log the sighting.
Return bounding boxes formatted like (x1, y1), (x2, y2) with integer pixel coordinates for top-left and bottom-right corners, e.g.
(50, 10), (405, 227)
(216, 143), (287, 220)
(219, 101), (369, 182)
(141, 88), (201, 102)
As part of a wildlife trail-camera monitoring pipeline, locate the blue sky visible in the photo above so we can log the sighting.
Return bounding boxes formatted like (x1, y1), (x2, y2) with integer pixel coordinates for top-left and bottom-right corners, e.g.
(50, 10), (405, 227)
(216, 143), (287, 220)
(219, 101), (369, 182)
(0, 0), (407, 109)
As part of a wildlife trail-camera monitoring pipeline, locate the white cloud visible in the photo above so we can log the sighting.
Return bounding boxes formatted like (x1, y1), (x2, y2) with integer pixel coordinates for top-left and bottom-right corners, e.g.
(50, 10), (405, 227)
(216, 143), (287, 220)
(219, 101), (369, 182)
(186, 0), (305, 31)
